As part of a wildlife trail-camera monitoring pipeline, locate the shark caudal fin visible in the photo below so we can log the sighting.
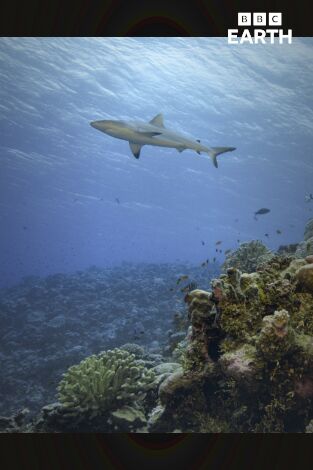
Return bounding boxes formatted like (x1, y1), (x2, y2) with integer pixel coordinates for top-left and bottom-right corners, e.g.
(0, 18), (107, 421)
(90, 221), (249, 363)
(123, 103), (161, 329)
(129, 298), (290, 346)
(207, 147), (236, 168)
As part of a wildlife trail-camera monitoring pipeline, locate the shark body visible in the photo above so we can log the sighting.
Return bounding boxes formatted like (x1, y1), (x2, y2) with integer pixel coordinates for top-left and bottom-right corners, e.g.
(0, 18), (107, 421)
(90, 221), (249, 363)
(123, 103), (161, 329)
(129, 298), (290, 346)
(90, 113), (235, 168)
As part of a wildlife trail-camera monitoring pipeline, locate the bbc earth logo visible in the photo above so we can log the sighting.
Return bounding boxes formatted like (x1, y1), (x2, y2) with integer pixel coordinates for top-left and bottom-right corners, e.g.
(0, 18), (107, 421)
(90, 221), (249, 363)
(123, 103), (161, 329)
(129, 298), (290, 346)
(228, 13), (293, 44)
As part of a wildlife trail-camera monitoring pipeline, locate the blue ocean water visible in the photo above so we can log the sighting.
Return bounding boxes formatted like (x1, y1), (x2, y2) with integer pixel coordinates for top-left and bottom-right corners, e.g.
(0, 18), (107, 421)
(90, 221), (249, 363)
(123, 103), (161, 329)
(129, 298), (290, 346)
(0, 37), (313, 287)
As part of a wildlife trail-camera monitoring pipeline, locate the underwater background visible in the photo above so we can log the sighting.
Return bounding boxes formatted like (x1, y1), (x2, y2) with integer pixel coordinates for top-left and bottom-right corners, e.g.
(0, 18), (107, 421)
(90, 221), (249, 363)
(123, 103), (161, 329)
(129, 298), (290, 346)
(1, 38), (313, 432)
(1, 37), (313, 287)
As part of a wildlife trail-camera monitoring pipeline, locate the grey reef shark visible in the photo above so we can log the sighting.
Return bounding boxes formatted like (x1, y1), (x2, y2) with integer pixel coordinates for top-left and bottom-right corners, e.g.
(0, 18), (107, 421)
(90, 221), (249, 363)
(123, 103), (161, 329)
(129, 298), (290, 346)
(90, 113), (236, 168)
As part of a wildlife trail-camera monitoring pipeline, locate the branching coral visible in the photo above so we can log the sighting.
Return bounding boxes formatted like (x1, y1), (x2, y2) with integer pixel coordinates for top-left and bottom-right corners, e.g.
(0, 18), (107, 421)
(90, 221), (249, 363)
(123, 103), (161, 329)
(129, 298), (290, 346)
(57, 348), (155, 419)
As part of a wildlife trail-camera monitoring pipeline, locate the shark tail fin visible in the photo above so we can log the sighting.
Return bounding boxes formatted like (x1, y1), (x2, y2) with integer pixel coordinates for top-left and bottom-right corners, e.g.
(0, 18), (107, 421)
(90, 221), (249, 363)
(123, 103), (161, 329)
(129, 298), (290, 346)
(207, 147), (236, 168)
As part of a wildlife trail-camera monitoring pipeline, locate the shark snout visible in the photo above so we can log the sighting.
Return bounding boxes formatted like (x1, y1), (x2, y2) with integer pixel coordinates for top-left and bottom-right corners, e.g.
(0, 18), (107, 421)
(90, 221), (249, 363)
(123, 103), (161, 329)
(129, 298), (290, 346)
(90, 120), (109, 130)
(90, 120), (117, 132)
(90, 121), (101, 130)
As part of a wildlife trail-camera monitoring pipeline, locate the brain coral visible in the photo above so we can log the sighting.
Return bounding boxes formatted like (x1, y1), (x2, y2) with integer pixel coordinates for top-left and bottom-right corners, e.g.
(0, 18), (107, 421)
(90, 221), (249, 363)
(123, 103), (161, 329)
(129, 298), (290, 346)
(57, 348), (155, 419)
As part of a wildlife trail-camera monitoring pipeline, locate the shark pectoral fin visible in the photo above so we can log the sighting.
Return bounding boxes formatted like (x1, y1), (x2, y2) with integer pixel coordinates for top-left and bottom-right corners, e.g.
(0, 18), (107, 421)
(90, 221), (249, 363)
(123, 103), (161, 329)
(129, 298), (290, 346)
(177, 147), (187, 153)
(149, 113), (165, 128)
(129, 142), (142, 159)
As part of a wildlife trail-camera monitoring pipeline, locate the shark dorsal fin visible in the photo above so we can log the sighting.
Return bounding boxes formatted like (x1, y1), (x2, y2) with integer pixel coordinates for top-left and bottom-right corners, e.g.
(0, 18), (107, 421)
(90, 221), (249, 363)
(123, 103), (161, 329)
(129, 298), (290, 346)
(149, 113), (165, 128)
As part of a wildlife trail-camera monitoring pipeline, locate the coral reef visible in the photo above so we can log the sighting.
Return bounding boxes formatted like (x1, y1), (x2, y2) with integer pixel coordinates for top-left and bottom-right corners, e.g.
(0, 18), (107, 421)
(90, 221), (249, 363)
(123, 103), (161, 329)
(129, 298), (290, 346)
(295, 218), (313, 258)
(0, 262), (219, 415)
(0, 408), (30, 433)
(277, 243), (298, 256)
(222, 240), (274, 274)
(31, 352), (180, 432)
(4, 219), (313, 433)
(295, 258), (313, 294)
(55, 348), (155, 429)
(295, 237), (313, 258)
(148, 289), (222, 432)
(304, 219), (313, 241)
(149, 253), (313, 433)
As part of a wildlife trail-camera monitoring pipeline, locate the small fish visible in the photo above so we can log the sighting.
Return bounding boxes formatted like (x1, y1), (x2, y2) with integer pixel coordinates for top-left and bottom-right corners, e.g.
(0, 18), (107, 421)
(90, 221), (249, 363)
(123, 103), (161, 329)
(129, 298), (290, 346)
(201, 259), (209, 267)
(305, 193), (313, 203)
(23, 226), (27, 230)
(276, 229), (282, 234)
(201, 240), (205, 246)
(176, 275), (189, 285)
(237, 239), (240, 243)
(254, 208), (270, 220)
(215, 248), (218, 252)
(219, 249), (222, 253)
(180, 282), (197, 293)
(265, 233), (269, 238)
(115, 198), (120, 204)
(213, 257), (216, 263)
(225, 249), (231, 255)
(169, 287), (174, 291)
(215, 241), (222, 245)
(133, 328), (144, 339)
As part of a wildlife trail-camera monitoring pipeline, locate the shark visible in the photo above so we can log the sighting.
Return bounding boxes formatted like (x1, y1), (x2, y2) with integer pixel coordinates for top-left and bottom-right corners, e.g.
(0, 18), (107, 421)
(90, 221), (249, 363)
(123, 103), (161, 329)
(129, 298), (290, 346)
(90, 113), (235, 168)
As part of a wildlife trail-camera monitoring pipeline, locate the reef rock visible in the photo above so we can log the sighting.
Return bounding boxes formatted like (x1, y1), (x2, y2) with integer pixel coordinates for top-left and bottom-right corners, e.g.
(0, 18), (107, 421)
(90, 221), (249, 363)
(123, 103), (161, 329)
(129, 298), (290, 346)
(0, 408), (29, 433)
(218, 344), (261, 384)
(295, 237), (313, 258)
(304, 219), (313, 241)
(156, 255), (313, 432)
(295, 263), (313, 294)
(295, 222), (313, 258)
(110, 406), (147, 432)
(277, 243), (298, 256)
(222, 240), (274, 274)
(256, 309), (296, 361)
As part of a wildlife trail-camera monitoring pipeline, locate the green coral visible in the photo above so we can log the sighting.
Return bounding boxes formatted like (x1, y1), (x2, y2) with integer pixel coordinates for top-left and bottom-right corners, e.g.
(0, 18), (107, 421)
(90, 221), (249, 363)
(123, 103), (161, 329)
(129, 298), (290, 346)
(57, 348), (155, 419)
